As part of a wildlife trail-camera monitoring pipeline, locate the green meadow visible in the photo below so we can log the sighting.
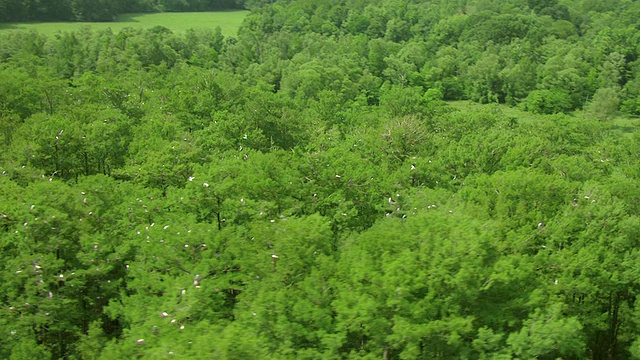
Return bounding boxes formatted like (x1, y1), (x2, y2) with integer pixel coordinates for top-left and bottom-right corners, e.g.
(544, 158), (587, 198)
(0, 10), (248, 36)
(449, 100), (638, 136)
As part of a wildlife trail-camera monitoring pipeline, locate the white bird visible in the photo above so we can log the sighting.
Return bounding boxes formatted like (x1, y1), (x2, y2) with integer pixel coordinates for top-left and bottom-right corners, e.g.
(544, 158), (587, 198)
(203, 182), (209, 188)
(271, 254), (279, 259)
(136, 339), (144, 345)
(160, 312), (169, 317)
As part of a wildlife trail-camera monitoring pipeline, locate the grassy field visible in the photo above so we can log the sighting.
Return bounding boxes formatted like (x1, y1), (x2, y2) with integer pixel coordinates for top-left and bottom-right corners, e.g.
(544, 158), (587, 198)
(448, 100), (546, 124)
(0, 11), (248, 36)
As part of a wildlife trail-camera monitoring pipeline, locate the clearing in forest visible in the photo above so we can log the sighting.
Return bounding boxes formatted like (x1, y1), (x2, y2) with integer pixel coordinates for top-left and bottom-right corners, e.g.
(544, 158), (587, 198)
(448, 100), (638, 136)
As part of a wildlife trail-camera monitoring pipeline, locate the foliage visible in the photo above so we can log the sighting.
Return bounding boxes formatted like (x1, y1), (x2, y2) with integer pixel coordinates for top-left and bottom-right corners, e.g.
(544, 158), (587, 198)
(521, 89), (572, 114)
(585, 87), (621, 121)
(0, 0), (639, 359)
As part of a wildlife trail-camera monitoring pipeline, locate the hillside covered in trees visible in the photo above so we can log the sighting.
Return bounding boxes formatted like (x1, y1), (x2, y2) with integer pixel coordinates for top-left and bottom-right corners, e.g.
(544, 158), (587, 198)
(1, 0), (640, 358)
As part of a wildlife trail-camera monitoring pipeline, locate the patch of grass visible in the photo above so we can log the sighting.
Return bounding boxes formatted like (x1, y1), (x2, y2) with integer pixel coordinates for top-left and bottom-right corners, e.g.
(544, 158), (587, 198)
(447, 100), (543, 124)
(595, 114), (638, 137)
(447, 100), (638, 136)
(0, 10), (248, 36)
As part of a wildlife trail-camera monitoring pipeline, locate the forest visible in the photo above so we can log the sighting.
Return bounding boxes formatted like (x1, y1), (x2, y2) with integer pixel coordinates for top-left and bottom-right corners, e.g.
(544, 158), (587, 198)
(1, 0), (640, 358)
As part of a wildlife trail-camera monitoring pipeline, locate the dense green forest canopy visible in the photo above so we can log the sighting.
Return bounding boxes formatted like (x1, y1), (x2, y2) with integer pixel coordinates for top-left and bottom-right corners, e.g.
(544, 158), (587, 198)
(1, 0), (640, 359)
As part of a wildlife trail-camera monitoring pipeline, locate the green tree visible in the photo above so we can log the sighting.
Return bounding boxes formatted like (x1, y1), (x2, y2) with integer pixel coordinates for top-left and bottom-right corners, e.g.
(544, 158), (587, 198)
(506, 304), (585, 358)
(586, 87), (620, 121)
(379, 85), (426, 117)
(466, 51), (503, 103)
(521, 89), (573, 114)
(70, 0), (120, 21)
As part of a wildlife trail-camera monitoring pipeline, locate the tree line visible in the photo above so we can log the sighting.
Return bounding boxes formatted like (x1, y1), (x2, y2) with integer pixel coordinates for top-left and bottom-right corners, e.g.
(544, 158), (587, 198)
(0, 0), (253, 22)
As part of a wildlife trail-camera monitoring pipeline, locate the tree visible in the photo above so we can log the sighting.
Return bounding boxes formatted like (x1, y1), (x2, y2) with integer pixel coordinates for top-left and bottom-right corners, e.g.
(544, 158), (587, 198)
(506, 304), (585, 358)
(466, 51), (503, 103)
(0, 66), (43, 120)
(521, 89), (572, 114)
(70, 0), (120, 21)
(586, 87), (620, 121)
(379, 85), (426, 117)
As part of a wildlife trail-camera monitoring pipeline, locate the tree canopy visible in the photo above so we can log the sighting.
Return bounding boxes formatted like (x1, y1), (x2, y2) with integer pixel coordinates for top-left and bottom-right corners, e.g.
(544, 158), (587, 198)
(1, 0), (640, 359)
